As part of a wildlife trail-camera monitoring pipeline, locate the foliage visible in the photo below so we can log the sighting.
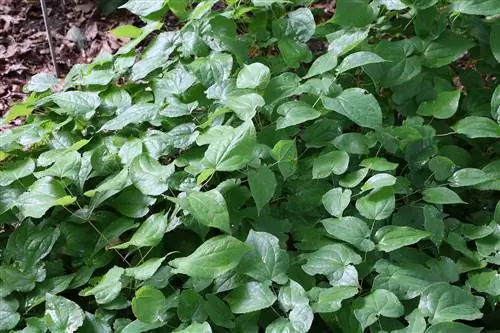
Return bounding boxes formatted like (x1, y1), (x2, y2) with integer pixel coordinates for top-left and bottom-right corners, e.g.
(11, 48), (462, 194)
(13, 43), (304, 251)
(1, 0), (500, 332)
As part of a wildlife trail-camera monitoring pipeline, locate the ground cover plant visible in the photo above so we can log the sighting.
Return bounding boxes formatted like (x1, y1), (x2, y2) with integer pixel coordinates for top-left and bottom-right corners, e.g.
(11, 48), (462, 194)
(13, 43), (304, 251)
(1, 0), (500, 332)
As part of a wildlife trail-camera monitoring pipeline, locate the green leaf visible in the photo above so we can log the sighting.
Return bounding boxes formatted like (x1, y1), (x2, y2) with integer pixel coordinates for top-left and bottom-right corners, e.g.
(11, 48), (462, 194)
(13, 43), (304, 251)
(418, 283), (485, 324)
(278, 280), (309, 312)
(333, 0), (376, 27)
(360, 157), (398, 171)
(448, 168), (492, 187)
(271, 140), (298, 179)
(198, 121), (256, 171)
(130, 154), (172, 196)
(353, 289), (404, 330)
(236, 63), (271, 89)
(416, 90), (461, 119)
(45, 294), (84, 333)
(302, 243), (362, 286)
(309, 286), (358, 313)
(361, 173), (397, 192)
(17, 177), (76, 219)
(205, 294), (235, 329)
(0, 157), (35, 186)
(336, 51), (387, 74)
(304, 52), (338, 79)
(468, 270), (500, 296)
(492, 84), (500, 122)
(182, 189), (231, 233)
(225, 93), (265, 121)
(491, 23), (500, 64)
(323, 88), (383, 129)
(339, 168), (370, 188)
(289, 304), (314, 332)
(322, 217), (375, 251)
(125, 257), (166, 280)
(239, 230), (289, 284)
(312, 150), (350, 179)
(327, 28), (369, 56)
(0, 297), (20, 331)
(100, 104), (159, 131)
(422, 31), (474, 68)
(225, 282), (277, 314)
(276, 101), (321, 130)
(169, 235), (248, 278)
(451, 116), (500, 139)
(24, 73), (58, 92)
(120, 0), (166, 16)
(322, 188), (352, 218)
(176, 322), (212, 333)
(422, 187), (466, 204)
(248, 166), (277, 214)
(79, 266), (124, 304)
(265, 319), (294, 333)
(451, 0), (500, 16)
(426, 322), (482, 333)
(375, 226), (430, 252)
(356, 187), (395, 220)
(132, 286), (168, 324)
(49, 91), (101, 117)
(113, 212), (168, 249)
(188, 53), (233, 87)
(111, 24), (142, 38)
(391, 309), (426, 333)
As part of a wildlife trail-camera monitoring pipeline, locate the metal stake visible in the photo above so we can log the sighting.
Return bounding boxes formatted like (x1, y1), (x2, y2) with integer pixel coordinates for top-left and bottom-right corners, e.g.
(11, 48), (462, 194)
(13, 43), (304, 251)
(40, 0), (60, 77)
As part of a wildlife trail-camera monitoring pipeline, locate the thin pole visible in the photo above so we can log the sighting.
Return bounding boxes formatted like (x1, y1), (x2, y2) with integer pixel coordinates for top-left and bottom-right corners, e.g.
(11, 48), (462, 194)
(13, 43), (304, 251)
(39, 0), (60, 77)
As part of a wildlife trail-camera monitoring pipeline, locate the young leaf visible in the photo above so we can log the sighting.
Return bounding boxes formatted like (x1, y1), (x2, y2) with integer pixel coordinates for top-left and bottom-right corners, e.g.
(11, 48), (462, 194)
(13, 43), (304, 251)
(336, 51), (387, 74)
(416, 90), (461, 119)
(322, 217), (375, 251)
(17, 177), (76, 219)
(198, 121), (256, 171)
(132, 286), (168, 324)
(418, 283), (484, 324)
(248, 166), (277, 214)
(271, 140), (298, 179)
(361, 173), (397, 192)
(374, 226), (430, 252)
(304, 52), (338, 79)
(322, 187), (352, 218)
(360, 157), (398, 171)
(239, 230), (289, 284)
(236, 63), (271, 89)
(356, 187), (395, 220)
(45, 294), (84, 333)
(225, 282), (277, 314)
(125, 257), (166, 281)
(276, 101), (321, 130)
(308, 286), (359, 313)
(302, 243), (362, 287)
(79, 266), (124, 304)
(113, 211), (168, 249)
(312, 150), (350, 179)
(422, 187), (466, 204)
(169, 235), (249, 278)
(0, 157), (35, 186)
(451, 116), (500, 138)
(322, 88), (383, 129)
(353, 289), (404, 330)
(130, 154), (172, 196)
(0, 297), (20, 331)
(182, 189), (231, 233)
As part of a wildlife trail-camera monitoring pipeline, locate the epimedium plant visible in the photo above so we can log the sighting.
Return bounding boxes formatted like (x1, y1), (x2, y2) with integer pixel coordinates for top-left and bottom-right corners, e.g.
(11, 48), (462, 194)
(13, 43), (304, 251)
(1, 0), (500, 332)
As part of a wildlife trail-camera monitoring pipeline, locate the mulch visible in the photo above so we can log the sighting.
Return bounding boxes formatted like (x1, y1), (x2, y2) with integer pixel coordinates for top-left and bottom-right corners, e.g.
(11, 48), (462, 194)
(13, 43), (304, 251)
(0, 0), (136, 116)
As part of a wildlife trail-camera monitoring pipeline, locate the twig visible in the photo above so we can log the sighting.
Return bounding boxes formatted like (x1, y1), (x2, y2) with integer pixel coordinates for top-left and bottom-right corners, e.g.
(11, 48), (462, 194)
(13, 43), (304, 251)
(39, 0), (60, 77)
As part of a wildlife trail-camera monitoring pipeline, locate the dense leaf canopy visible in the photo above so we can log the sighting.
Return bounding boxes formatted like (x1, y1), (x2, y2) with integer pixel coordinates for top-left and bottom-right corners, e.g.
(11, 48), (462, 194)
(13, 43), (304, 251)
(1, 0), (499, 332)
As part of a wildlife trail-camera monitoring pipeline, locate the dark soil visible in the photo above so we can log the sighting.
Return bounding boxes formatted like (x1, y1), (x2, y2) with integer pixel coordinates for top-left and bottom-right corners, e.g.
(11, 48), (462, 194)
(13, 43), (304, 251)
(0, 0), (136, 115)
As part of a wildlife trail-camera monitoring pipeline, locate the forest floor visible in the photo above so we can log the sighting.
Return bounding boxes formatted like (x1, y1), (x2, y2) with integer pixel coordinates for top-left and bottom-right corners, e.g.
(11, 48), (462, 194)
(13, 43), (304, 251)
(0, 0), (335, 116)
(0, 0), (135, 115)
